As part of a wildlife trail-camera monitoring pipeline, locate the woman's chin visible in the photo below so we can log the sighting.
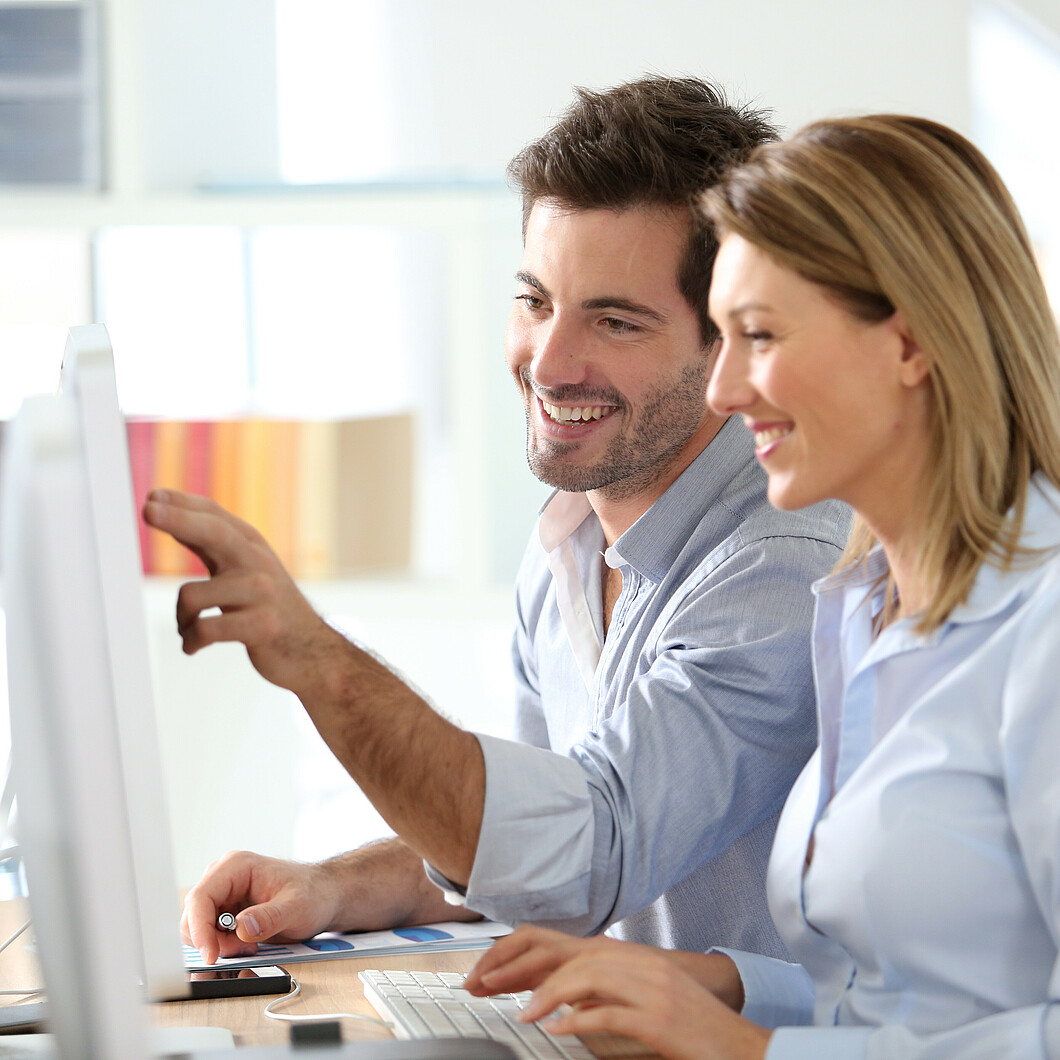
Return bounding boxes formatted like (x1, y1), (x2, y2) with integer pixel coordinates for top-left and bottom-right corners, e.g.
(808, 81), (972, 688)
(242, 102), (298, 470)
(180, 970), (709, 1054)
(766, 476), (822, 512)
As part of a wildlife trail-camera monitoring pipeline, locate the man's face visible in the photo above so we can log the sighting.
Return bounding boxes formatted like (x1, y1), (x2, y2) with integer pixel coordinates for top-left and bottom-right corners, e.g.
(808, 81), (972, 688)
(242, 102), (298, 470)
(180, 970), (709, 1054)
(505, 201), (715, 503)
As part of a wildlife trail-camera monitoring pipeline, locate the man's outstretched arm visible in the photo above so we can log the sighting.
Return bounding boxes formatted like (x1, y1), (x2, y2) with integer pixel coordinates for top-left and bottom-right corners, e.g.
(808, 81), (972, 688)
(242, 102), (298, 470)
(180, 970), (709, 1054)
(143, 489), (485, 885)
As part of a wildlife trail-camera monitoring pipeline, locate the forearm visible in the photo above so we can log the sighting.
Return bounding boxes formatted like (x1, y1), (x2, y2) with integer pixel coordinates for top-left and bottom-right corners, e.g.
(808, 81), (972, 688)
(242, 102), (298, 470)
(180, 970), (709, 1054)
(661, 950), (745, 1012)
(296, 641), (485, 886)
(320, 837), (482, 931)
(140, 491), (486, 886)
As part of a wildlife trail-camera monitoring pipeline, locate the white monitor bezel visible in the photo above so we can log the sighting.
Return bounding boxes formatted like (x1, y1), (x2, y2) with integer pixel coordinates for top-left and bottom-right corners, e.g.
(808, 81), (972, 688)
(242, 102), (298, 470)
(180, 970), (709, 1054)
(58, 324), (189, 1003)
(2, 393), (151, 1058)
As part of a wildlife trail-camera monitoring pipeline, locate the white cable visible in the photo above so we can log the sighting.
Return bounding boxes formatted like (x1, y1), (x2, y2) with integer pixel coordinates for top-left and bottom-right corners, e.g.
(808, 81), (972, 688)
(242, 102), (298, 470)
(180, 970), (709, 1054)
(263, 976), (390, 1028)
(0, 919), (30, 957)
(0, 919), (44, 995)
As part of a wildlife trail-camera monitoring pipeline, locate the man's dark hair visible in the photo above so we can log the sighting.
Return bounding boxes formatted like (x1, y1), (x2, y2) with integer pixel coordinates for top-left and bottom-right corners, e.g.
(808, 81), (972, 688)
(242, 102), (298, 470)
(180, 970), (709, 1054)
(507, 76), (777, 345)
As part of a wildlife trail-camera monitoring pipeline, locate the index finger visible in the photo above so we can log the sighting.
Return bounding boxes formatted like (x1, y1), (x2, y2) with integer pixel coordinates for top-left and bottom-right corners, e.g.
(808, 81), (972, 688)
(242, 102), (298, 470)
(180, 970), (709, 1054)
(143, 491), (268, 572)
(182, 869), (259, 965)
(519, 955), (619, 1024)
(465, 928), (543, 993)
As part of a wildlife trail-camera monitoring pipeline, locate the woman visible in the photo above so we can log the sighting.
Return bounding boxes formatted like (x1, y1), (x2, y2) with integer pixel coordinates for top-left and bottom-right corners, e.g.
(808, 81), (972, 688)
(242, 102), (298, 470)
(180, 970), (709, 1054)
(465, 114), (1060, 1058)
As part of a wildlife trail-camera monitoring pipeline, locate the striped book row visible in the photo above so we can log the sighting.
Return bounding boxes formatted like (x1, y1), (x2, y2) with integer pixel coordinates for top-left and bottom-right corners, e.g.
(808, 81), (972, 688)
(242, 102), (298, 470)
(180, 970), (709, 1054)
(125, 414), (413, 578)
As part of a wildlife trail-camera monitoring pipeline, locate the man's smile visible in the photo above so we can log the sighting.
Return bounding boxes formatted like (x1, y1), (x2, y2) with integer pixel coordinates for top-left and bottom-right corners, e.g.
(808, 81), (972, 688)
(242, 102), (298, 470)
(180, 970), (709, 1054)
(540, 399), (618, 425)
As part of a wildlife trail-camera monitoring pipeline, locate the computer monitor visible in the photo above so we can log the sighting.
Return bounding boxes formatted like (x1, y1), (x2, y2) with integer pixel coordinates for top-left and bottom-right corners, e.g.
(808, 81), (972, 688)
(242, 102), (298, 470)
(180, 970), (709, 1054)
(1, 324), (188, 1058)
(2, 390), (156, 1058)
(58, 325), (189, 1005)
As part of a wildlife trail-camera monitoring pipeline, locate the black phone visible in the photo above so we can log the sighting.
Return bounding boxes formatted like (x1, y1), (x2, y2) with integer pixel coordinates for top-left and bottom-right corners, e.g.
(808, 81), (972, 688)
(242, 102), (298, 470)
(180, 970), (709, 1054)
(185, 964), (291, 1000)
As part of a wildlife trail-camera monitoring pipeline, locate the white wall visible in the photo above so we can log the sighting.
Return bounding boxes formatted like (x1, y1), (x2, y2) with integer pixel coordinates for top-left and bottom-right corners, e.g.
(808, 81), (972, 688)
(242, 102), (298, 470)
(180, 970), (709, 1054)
(135, 0), (1060, 192)
(368, 0), (975, 169)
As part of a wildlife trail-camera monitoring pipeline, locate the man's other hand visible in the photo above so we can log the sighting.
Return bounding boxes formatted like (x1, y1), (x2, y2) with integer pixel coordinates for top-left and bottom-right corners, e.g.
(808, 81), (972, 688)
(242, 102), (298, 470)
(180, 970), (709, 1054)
(182, 850), (341, 967)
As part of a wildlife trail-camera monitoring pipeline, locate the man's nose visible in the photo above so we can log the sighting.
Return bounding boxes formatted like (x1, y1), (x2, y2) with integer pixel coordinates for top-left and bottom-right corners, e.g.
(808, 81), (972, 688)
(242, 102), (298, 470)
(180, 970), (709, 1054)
(529, 316), (593, 390)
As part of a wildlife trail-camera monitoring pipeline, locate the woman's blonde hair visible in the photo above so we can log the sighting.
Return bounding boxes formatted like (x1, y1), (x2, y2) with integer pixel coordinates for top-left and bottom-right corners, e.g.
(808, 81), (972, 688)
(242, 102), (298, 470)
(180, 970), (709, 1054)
(702, 114), (1060, 631)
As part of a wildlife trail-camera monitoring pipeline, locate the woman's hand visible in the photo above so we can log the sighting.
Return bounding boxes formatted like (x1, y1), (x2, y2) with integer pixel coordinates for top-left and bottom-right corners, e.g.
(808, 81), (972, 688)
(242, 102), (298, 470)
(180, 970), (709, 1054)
(466, 925), (633, 995)
(467, 924), (745, 1012)
(518, 945), (772, 1060)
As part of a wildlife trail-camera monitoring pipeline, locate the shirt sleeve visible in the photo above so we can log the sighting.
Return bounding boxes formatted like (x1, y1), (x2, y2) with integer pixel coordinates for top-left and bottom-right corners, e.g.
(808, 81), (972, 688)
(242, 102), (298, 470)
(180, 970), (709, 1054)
(708, 948), (814, 1029)
(439, 533), (835, 933)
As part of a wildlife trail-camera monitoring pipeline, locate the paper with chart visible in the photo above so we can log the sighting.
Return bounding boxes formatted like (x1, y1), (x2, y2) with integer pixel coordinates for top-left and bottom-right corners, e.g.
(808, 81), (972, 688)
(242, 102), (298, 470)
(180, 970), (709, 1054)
(184, 919), (513, 970)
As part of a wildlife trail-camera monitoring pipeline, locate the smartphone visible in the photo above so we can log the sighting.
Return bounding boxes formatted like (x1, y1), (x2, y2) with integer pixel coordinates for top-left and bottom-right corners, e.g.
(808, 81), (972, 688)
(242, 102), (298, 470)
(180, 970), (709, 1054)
(185, 964), (291, 1000)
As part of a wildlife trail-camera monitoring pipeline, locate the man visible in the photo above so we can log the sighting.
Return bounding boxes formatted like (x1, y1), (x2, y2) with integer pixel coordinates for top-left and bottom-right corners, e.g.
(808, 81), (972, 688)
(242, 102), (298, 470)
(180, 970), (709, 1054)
(147, 77), (849, 968)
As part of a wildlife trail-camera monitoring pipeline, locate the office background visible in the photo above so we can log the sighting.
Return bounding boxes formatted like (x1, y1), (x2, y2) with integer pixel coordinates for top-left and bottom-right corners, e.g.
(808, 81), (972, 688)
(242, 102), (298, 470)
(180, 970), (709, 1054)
(0, 0), (1057, 887)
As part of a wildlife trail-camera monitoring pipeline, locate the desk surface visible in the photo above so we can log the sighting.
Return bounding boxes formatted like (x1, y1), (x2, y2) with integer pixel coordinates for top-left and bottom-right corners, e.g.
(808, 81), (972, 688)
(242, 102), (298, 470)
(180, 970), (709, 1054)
(154, 948), (482, 1048)
(0, 899), (654, 1058)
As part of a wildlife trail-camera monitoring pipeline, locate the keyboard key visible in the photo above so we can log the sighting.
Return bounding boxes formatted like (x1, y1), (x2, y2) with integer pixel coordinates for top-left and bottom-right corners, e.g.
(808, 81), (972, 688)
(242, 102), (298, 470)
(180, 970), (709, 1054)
(359, 968), (592, 1060)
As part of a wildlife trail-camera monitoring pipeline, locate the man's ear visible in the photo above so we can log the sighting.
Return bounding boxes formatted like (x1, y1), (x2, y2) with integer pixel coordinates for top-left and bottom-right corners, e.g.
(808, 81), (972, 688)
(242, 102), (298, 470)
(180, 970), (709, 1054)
(891, 311), (931, 389)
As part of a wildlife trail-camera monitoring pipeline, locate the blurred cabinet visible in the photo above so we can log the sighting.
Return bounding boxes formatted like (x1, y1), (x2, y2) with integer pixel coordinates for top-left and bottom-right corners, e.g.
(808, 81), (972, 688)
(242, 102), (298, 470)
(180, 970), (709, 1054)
(0, 0), (101, 186)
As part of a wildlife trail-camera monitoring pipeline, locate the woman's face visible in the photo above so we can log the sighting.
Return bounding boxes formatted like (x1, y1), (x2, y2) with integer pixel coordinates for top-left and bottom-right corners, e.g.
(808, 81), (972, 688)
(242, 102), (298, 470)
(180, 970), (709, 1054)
(707, 234), (932, 526)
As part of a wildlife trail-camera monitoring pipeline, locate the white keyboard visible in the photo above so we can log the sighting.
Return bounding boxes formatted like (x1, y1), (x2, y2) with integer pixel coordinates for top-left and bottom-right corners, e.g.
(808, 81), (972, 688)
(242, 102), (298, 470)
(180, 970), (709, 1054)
(359, 969), (595, 1060)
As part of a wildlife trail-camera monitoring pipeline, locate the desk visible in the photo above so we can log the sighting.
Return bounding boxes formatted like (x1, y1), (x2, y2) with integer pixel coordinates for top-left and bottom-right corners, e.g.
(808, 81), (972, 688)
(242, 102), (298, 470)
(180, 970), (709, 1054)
(154, 948), (479, 1048)
(155, 949), (655, 1058)
(0, 900), (654, 1058)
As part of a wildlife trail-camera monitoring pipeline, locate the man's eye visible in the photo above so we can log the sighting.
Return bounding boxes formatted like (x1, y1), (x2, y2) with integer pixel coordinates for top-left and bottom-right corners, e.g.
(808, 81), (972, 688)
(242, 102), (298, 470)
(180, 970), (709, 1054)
(603, 317), (639, 334)
(516, 293), (545, 311)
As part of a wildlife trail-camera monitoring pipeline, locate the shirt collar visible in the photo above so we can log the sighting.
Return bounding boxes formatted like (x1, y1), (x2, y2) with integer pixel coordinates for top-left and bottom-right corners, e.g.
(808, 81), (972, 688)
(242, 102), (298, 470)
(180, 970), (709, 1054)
(537, 489), (594, 553)
(611, 417), (751, 582)
(813, 472), (1060, 628)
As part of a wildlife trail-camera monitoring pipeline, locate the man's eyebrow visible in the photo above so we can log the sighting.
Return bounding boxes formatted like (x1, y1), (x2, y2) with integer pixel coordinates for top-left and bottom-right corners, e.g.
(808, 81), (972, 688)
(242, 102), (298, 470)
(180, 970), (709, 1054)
(582, 296), (668, 325)
(515, 271), (549, 296)
(515, 271), (669, 325)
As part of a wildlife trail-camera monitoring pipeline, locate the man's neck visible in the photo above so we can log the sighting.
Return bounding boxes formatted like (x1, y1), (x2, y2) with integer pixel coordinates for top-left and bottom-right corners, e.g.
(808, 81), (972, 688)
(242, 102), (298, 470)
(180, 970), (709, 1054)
(589, 414), (728, 546)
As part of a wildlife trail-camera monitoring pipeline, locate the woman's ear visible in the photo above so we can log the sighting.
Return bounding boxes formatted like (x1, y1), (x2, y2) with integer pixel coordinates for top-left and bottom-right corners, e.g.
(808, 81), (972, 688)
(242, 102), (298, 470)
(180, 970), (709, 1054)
(891, 311), (931, 389)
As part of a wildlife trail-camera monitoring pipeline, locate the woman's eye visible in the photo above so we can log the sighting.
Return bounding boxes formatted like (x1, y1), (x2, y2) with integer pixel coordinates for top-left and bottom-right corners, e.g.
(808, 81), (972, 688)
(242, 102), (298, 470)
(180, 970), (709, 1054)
(744, 330), (773, 345)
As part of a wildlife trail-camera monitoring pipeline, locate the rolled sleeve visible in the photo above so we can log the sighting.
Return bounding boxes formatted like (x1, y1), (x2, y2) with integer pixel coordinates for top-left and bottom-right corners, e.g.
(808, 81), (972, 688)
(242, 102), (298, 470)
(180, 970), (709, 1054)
(439, 732), (597, 925)
(709, 947), (814, 1029)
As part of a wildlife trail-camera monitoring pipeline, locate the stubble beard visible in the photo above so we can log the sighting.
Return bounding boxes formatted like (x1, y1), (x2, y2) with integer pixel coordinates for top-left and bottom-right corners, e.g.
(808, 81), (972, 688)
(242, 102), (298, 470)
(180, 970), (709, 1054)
(522, 357), (712, 501)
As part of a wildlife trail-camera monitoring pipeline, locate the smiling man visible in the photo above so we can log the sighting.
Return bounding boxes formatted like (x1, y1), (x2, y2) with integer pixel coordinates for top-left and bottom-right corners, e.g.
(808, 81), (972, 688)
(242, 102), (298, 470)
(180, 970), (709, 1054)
(149, 77), (849, 967)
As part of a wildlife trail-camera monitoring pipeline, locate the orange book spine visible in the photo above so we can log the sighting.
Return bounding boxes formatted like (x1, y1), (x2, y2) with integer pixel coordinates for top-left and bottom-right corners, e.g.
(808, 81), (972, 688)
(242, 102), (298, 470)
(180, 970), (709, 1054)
(151, 419), (192, 575)
(209, 419), (242, 521)
(237, 418), (271, 537)
(266, 420), (298, 571)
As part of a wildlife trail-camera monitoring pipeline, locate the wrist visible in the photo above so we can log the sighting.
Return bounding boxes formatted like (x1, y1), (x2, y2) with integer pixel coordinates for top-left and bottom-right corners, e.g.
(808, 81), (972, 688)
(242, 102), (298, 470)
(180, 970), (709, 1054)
(669, 951), (745, 1012)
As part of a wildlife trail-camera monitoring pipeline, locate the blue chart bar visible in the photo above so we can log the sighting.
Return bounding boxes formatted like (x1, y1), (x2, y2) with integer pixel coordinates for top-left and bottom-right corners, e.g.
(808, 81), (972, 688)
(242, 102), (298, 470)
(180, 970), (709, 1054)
(393, 928), (453, 943)
(301, 937), (355, 952)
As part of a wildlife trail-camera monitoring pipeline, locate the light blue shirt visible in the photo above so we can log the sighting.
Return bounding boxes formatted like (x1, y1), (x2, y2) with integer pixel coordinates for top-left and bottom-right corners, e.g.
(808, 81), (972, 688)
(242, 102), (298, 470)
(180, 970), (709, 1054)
(727, 473), (1060, 1057)
(429, 417), (849, 956)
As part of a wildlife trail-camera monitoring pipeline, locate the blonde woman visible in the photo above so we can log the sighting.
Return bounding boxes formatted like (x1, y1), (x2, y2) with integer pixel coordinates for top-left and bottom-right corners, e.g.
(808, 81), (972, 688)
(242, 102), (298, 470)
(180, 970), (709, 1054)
(466, 115), (1060, 1059)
